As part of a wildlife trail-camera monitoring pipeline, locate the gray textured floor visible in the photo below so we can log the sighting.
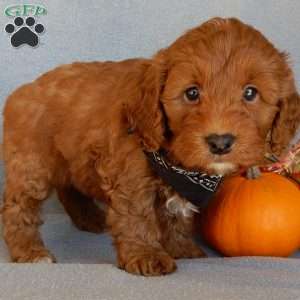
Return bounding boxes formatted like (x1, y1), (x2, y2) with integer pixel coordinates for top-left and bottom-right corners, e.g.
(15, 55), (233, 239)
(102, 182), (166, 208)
(1, 212), (300, 300)
(1, 258), (300, 300)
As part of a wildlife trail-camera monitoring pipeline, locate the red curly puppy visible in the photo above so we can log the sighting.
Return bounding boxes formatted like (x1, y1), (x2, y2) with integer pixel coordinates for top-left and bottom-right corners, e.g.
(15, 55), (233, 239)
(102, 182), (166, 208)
(2, 18), (300, 275)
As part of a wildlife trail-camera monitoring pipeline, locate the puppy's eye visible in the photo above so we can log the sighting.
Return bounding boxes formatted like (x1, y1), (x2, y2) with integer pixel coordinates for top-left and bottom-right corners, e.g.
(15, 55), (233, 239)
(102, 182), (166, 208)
(243, 86), (258, 102)
(184, 86), (200, 103)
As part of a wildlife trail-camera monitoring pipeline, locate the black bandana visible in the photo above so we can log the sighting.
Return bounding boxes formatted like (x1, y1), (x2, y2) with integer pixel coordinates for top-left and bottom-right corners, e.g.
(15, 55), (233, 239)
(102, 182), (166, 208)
(145, 150), (223, 208)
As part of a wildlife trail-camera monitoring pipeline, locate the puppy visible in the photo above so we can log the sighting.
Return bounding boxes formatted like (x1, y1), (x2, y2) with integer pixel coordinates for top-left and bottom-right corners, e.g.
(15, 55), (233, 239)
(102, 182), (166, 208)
(2, 18), (300, 275)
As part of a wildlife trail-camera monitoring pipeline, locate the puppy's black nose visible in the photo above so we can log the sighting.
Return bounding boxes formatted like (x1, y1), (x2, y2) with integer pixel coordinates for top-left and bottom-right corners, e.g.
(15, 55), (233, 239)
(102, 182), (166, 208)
(205, 134), (236, 155)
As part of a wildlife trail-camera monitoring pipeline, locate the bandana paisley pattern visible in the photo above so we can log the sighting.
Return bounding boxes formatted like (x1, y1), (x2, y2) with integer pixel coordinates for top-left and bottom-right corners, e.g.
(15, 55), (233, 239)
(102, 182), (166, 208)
(151, 152), (222, 192)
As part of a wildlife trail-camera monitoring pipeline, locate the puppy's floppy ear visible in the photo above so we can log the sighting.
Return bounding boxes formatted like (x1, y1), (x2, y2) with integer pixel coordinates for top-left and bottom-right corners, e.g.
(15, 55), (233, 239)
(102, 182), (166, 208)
(270, 57), (300, 155)
(124, 60), (166, 151)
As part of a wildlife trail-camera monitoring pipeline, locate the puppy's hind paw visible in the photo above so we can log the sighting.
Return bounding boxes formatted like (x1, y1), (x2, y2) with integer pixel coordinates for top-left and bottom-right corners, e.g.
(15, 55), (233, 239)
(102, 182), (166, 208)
(33, 255), (55, 263)
(14, 250), (56, 263)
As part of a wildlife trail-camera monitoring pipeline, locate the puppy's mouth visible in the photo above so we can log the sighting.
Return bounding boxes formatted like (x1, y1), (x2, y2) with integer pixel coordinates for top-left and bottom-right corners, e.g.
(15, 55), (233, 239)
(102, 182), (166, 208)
(207, 161), (238, 176)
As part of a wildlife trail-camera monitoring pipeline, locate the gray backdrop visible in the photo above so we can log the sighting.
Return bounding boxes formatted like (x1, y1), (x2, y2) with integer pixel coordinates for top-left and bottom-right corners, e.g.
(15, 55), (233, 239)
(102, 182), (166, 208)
(1, 0), (300, 110)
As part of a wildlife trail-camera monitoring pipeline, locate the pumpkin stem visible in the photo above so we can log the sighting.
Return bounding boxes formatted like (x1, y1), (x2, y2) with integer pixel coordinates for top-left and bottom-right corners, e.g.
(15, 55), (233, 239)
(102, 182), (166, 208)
(246, 166), (261, 179)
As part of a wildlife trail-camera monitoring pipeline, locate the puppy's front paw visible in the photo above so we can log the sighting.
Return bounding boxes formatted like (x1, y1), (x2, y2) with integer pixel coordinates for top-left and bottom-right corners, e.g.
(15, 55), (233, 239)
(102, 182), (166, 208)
(120, 251), (176, 276)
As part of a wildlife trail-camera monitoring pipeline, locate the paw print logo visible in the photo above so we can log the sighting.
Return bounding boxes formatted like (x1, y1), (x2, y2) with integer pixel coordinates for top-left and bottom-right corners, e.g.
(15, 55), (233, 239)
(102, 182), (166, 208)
(5, 17), (45, 48)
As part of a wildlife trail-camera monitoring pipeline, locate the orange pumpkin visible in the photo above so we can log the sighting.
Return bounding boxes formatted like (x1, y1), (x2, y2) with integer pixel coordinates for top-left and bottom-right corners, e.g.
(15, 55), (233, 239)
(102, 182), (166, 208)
(200, 172), (300, 257)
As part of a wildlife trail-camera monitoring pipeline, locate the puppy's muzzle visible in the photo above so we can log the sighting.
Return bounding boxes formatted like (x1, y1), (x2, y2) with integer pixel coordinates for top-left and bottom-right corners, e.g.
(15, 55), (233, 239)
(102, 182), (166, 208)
(205, 133), (236, 155)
